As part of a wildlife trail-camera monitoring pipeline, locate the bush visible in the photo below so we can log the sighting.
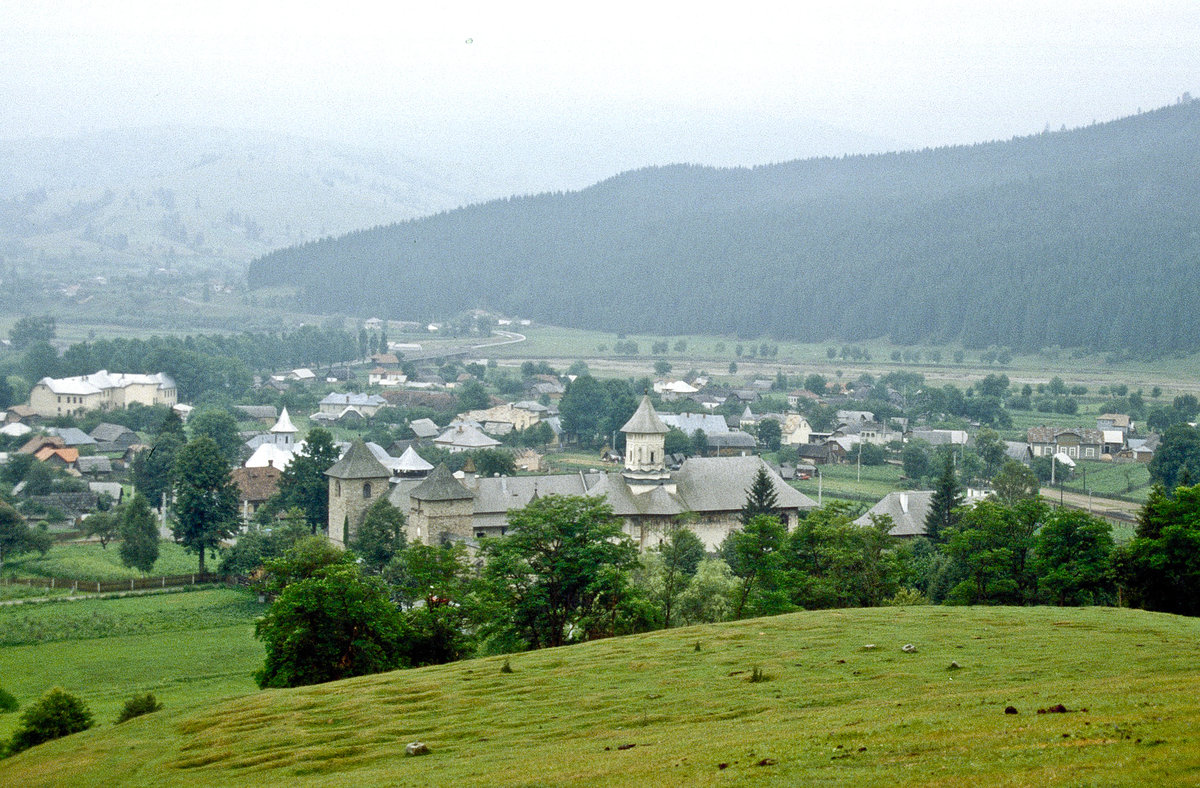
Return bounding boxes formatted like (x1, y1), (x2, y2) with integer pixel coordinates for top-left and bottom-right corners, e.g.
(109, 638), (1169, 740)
(6, 687), (92, 754)
(115, 693), (163, 724)
(0, 686), (17, 713)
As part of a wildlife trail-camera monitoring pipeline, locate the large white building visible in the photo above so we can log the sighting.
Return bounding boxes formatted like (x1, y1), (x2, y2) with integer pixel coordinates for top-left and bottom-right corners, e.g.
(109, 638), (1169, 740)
(28, 370), (176, 418)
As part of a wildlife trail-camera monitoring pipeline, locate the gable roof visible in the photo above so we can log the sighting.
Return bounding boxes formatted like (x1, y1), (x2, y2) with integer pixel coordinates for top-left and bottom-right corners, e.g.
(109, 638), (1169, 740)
(230, 465), (283, 503)
(409, 418), (440, 439)
(324, 440), (391, 480)
(89, 422), (137, 443)
(48, 427), (97, 446)
(672, 456), (816, 513)
(658, 413), (729, 435)
(854, 490), (934, 537)
(620, 395), (668, 435)
(410, 464), (474, 501)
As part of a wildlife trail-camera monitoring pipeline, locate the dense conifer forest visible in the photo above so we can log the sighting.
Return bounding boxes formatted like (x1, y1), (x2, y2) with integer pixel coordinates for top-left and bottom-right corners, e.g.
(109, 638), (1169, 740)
(248, 99), (1200, 353)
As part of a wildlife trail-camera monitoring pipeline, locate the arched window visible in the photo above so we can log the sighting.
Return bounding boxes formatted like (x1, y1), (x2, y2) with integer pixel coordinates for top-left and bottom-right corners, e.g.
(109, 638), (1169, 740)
(362, 482), (372, 499)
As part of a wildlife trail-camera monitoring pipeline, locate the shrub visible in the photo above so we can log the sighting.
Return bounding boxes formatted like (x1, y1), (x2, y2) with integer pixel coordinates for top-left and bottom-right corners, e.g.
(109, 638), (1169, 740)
(115, 693), (163, 724)
(886, 588), (930, 606)
(6, 687), (92, 754)
(0, 686), (17, 713)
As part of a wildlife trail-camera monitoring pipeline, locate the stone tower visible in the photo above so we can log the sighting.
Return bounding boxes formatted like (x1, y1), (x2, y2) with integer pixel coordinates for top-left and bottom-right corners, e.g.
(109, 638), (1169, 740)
(621, 394), (670, 491)
(325, 439), (391, 547)
(408, 464), (475, 545)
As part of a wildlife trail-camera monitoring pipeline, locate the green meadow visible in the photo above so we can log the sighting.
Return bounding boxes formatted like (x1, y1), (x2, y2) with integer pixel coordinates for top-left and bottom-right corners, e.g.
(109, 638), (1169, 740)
(2, 605), (1198, 786)
(0, 589), (266, 744)
(1, 541), (202, 585)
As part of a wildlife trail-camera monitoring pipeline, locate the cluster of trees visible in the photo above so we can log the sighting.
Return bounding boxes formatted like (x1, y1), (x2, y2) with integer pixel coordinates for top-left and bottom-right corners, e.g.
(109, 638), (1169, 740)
(1, 686), (164, 757)
(249, 101), (1200, 353)
(558, 374), (640, 449)
(20, 323), (361, 401)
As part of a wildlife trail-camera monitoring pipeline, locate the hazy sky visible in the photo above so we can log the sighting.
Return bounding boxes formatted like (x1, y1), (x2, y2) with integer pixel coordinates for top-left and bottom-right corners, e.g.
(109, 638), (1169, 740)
(3, 1), (1198, 186)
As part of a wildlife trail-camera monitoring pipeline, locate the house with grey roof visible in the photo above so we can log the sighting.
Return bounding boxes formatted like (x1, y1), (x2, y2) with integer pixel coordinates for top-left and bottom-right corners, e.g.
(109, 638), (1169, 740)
(854, 491), (934, 537)
(659, 413), (730, 436)
(318, 392), (387, 418)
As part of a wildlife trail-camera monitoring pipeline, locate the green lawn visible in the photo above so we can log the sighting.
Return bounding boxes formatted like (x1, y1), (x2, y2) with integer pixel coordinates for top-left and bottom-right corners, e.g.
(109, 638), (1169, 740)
(1056, 462), (1153, 503)
(1, 541), (202, 583)
(791, 462), (909, 504)
(0, 588), (266, 744)
(2, 605), (1197, 786)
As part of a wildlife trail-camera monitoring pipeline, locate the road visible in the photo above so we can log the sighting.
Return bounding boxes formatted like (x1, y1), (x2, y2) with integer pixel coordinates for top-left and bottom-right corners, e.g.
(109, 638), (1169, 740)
(1040, 487), (1141, 523)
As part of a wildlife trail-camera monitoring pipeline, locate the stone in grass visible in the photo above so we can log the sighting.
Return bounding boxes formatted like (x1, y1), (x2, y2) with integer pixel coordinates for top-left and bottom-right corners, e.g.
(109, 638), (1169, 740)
(901, 644), (917, 653)
(861, 644), (877, 650)
(948, 661), (961, 670)
(1004, 706), (1018, 715)
(406, 741), (431, 757)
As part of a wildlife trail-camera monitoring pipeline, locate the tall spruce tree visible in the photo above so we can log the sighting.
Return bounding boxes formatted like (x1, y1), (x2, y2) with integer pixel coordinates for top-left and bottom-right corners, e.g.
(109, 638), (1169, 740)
(925, 451), (963, 542)
(740, 466), (780, 525)
(172, 436), (238, 575)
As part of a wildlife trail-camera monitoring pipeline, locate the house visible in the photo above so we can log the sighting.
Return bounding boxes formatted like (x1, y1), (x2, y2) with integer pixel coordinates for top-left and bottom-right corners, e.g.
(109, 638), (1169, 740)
(1097, 413), (1133, 435)
(368, 367), (408, 387)
(27, 370), (176, 418)
(76, 455), (113, 476)
(0, 422), (32, 438)
(434, 423), (502, 453)
(409, 418), (441, 440)
(89, 423), (140, 451)
(88, 481), (123, 506)
(908, 428), (969, 447)
(780, 414), (812, 446)
(287, 368), (317, 382)
(706, 431), (758, 457)
(658, 413), (730, 436)
(653, 379), (699, 399)
(47, 427), (97, 448)
(1004, 441), (1033, 465)
(329, 397), (817, 552)
(1027, 426), (1105, 461)
(3, 404), (39, 425)
(19, 435), (65, 455)
(854, 491), (934, 537)
(318, 393), (387, 419)
(35, 446), (79, 471)
(462, 403), (542, 433)
(836, 410), (874, 425)
(230, 465), (282, 522)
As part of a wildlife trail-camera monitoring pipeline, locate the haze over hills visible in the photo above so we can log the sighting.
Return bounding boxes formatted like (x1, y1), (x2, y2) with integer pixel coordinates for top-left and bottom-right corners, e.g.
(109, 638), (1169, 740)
(0, 128), (488, 278)
(249, 99), (1200, 354)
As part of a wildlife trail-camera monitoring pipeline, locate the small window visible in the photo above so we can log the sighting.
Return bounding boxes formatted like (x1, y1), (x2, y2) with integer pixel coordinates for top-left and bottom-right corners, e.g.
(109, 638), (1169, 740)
(362, 482), (372, 499)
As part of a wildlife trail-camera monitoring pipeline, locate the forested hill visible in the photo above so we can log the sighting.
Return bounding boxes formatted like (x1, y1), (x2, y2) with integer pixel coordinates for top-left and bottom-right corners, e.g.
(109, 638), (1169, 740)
(247, 100), (1200, 352)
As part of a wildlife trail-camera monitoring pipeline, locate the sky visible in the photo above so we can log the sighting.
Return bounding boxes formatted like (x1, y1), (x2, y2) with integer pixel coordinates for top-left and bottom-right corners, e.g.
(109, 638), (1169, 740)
(3, 1), (1198, 189)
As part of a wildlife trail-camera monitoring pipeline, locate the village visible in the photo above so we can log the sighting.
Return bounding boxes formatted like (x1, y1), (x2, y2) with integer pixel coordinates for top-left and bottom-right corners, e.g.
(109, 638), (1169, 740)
(0, 320), (1166, 558)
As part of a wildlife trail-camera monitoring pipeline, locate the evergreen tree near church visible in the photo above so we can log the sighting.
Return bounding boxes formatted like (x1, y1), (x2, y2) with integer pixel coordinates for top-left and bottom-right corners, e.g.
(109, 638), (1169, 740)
(925, 451), (963, 542)
(740, 466), (780, 526)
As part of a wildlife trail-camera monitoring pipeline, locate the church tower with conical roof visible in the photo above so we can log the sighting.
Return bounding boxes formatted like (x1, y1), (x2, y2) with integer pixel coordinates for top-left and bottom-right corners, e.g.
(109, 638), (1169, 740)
(621, 394), (670, 490)
(325, 439), (391, 547)
(269, 407), (298, 447)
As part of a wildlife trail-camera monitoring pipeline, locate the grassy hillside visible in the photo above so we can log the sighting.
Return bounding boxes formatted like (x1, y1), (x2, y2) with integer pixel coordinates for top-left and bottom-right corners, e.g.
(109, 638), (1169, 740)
(3, 606), (1198, 786)
(0, 589), (266, 743)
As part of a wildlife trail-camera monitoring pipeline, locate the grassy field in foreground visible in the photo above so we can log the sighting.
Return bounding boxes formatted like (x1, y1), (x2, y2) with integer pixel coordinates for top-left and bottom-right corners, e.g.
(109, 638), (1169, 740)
(0, 588), (266, 743)
(2, 606), (1198, 787)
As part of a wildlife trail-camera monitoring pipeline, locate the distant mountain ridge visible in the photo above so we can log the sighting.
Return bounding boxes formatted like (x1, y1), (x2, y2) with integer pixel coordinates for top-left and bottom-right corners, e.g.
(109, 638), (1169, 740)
(0, 127), (486, 276)
(247, 100), (1200, 353)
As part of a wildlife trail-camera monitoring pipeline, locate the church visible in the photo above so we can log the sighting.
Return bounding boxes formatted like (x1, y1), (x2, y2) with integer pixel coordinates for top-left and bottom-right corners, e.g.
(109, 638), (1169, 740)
(326, 395), (816, 551)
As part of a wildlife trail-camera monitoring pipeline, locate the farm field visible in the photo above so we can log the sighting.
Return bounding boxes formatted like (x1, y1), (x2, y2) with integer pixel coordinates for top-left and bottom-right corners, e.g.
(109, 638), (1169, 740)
(1, 541), (201, 583)
(2, 605), (1198, 786)
(790, 462), (909, 505)
(0, 588), (266, 743)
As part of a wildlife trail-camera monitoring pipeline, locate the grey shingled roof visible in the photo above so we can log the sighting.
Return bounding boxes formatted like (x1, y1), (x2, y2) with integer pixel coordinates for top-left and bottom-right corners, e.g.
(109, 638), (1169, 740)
(324, 440), (391, 480)
(89, 423), (137, 443)
(470, 474), (589, 514)
(658, 413), (729, 435)
(854, 490), (934, 537)
(410, 464), (475, 501)
(621, 395), (668, 435)
(672, 456), (816, 513)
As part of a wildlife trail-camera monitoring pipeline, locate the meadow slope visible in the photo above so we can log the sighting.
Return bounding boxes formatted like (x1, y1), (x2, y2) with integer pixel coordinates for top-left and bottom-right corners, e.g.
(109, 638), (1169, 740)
(2, 606), (1198, 786)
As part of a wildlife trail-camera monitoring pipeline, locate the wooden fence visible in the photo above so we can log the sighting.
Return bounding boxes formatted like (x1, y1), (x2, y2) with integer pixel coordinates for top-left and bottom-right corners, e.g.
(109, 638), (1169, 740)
(0, 573), (228, 594)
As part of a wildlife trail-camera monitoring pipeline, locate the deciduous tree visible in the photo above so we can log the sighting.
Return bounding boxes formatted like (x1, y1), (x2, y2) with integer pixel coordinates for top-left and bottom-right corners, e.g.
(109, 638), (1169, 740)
(476, 495), (639, 649)
(171, 436), (238, 575)
(118, 493), (160, 575)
